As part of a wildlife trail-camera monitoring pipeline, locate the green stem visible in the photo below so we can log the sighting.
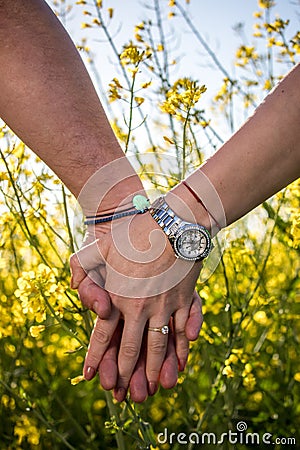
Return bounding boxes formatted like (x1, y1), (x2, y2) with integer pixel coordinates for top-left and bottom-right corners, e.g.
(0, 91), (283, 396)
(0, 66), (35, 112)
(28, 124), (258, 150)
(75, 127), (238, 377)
(62, 184), (75, 254)
(0, 147), (50, 266)
(42, 292), (87, 348)
(182, 108), (191, 180)
(105, 391), (126, 450)
(0, 380), (78, 450)
(92, 0), (156, 150)
(124, 71), (137, 153)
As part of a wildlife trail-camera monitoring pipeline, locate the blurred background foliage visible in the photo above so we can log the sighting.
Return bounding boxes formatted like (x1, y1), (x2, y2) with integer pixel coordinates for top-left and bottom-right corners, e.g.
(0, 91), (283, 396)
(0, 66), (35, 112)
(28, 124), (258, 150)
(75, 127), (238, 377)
(0, 0), (299, 448)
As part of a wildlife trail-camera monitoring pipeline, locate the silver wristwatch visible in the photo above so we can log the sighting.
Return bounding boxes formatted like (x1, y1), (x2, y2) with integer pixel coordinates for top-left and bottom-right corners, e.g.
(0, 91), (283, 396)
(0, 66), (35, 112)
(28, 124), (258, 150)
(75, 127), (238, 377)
(149, 196), (212, 261)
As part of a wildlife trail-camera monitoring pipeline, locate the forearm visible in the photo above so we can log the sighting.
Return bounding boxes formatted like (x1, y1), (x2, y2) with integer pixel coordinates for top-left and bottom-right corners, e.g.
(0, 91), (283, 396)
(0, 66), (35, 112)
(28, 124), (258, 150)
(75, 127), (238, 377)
(0, 0), (142, 210)
(168, 63), (300, 232)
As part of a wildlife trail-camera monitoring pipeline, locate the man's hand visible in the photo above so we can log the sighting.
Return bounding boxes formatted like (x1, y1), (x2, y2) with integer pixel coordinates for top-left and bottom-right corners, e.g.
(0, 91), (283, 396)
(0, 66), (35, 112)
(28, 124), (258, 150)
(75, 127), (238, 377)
(70, 210), (204, 401)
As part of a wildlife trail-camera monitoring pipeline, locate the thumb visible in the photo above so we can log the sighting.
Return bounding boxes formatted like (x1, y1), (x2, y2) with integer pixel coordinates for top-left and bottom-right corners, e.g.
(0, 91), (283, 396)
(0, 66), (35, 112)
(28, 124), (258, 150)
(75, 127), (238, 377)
(77, 272), (112, 319)
(185, 290), (203, 341)
(70, 237), (108, 289)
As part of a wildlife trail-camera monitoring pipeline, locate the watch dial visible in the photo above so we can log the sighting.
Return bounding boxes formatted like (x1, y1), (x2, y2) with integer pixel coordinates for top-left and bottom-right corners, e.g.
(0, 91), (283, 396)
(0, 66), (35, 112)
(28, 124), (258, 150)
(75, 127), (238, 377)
(177, 228), (208, 259)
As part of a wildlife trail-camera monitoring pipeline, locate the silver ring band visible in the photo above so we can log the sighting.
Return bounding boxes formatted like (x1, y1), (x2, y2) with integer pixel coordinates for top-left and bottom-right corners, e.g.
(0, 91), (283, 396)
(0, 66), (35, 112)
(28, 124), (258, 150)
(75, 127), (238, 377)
(148, 325), (169, 335)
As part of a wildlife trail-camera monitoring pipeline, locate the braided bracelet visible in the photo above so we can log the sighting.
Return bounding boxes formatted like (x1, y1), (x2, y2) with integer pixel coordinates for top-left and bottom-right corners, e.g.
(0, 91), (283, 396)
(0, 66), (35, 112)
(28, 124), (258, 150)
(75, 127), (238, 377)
(85, 204), (136, 219)
(84, 194), (150, 225)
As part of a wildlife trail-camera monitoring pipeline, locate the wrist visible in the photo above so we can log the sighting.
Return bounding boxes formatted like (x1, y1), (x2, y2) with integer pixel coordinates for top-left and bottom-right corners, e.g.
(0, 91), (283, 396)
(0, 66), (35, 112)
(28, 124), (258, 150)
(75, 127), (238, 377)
(77, 156), (145, 217)
(94, 175), (146, 215)
(165, 183), (213, 234)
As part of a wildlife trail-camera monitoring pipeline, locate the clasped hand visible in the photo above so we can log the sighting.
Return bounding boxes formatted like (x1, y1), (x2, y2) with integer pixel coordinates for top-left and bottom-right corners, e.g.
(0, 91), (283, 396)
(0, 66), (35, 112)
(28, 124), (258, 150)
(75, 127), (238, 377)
(70, 210), (203, 402)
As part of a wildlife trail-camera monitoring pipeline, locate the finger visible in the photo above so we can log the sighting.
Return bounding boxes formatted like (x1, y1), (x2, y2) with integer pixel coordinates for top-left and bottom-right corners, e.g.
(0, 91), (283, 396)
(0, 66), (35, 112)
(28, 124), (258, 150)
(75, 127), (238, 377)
(159, 319), (178, 390)
(173, 305), (191, 372)
(70, 238), (108, 288)
(146, 315), (170, 395)
(129, 331), (148, 403)
(114, 317), (147, 402)
(77, 272), (111, 319)
(185, 290), (203, 341)
(99, 322), (123, 390)
(83, 307), (120, 380)
(70, 253), (86, 289)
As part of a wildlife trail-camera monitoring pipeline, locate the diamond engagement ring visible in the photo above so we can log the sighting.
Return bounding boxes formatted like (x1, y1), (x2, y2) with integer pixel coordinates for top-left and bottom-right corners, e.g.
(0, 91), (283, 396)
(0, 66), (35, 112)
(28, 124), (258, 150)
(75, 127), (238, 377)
(148, 325), (169, 335)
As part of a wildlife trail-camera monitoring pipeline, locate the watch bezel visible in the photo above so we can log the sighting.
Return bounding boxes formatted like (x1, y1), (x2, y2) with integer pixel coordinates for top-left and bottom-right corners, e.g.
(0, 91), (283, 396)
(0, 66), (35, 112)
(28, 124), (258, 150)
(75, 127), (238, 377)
(173, 223), (212, 261)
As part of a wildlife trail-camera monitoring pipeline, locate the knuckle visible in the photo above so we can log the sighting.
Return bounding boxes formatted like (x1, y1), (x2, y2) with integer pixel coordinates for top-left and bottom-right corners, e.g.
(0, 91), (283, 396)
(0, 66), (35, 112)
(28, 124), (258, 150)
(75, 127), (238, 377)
(131, 299), (147, 316)
(91, 326), (110, 346)
(122, 342), (139, 359)
(175, 326), (186, 337)
(149, 340), (167, 355)
(69, 253), (79, 268)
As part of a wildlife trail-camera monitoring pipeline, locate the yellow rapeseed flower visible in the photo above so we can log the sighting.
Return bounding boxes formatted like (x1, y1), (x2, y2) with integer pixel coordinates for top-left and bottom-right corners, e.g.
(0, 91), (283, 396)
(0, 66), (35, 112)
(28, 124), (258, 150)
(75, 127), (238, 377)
(135, 33), (144, 43)
(141, 81), (151, 89)
(93, 399), (106, 410)
(253, 310), (269, 325)
(29, 325), (46, 338)
(14, 414), (40, 446)
(263, 79), (272, 91)
(222, 365), (235, 378)
(135, 22), (145, 31)
(134, 96), (145, 105)
(15, 264), (65, 323)
(225, 354), (239, 365)
(243, 373), (256, 390)
(294, 373), (300, 382)
(120, 44), (145, 66)
(291, 31), (300, 53)
(92, 18), (102, 26)
(163, 136), (175, 145)
(108, 79), (122, 102)
(258, 0), (275, 9)
(160, 78), (206, 118)
(70, 374), (85, 385)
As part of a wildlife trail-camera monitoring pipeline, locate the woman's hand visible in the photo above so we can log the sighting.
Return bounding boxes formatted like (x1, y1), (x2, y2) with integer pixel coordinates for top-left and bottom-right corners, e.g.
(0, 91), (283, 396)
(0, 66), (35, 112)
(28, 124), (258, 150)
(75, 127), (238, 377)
(78, 284), (202, 402)
(71, 210), (204, 401)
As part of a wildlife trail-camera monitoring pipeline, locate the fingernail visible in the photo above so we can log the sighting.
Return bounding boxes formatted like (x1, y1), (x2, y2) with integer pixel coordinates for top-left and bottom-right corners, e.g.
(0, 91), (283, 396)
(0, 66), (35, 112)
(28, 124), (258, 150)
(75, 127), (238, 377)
(148, 382), (158, 396)
(84, 366), (96, 381)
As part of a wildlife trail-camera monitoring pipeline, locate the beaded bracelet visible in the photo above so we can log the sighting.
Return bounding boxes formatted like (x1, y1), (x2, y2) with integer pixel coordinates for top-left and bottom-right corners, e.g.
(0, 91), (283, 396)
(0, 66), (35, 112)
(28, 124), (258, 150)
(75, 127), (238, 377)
(84, 194), (150, 225)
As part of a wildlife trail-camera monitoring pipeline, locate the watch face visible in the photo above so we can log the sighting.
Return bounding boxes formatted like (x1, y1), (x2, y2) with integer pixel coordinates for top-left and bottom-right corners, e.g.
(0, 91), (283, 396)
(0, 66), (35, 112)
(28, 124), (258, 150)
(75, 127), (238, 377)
(174, 224), (211, 261)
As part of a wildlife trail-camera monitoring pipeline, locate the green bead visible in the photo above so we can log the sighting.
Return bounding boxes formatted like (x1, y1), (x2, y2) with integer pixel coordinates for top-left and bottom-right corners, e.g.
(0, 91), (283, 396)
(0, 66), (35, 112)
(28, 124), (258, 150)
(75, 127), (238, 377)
(133, 194), (150, 212)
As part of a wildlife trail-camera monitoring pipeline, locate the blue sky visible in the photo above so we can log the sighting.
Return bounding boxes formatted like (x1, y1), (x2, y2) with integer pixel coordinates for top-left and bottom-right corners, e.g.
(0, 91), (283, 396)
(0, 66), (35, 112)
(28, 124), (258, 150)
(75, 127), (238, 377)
(47, 0), (299, 148)
(60, 0), (299, 92)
